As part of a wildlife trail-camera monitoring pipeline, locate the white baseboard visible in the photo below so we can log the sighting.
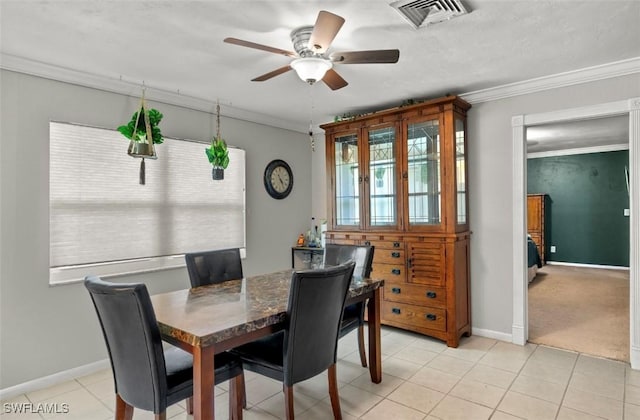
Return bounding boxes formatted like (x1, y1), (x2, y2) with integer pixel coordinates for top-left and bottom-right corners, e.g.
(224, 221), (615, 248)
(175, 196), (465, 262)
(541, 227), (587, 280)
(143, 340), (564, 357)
(0, 359), (110, 401)
(472, 327), (513, 343)
(546, 261), (630, 271)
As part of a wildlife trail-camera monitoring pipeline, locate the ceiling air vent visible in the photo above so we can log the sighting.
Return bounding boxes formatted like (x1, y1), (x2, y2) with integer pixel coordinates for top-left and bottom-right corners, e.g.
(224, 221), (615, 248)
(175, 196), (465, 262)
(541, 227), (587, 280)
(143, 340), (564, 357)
(390, 0), (469, 29)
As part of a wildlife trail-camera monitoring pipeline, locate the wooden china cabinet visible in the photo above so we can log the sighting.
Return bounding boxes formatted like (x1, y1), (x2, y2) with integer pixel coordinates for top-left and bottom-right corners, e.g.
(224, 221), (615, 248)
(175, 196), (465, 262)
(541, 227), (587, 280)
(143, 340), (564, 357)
(321, 95), (471, 347)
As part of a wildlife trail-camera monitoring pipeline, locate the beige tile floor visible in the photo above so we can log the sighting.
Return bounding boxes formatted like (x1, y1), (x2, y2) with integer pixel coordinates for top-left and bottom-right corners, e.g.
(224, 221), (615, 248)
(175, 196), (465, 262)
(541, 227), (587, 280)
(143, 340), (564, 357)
(3, 326), (640, 420)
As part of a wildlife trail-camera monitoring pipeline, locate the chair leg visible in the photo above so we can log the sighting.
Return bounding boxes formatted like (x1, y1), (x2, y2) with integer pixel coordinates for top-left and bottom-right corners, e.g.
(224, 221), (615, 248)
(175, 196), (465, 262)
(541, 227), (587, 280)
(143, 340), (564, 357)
(328, 364), (342, 420)
(229, 373), (244, 420)
(115, 394), (134, 420)
(186, 397), (193, 415)
(154, 414), (166, 420)
(357, 325), (368, 368)
(283, 385), (295, 420)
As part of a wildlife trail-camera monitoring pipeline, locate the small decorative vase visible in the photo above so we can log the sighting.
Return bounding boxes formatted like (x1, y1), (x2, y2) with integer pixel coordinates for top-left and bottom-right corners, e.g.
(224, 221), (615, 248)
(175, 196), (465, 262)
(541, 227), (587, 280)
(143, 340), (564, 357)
(212, 167), (224, 180)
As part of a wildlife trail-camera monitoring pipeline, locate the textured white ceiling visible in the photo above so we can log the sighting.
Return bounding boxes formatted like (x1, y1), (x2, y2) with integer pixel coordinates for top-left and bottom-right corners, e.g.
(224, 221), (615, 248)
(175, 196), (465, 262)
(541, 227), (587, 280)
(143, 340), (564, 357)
(527, 115), (629, 154)
(1, 0), (639, 132)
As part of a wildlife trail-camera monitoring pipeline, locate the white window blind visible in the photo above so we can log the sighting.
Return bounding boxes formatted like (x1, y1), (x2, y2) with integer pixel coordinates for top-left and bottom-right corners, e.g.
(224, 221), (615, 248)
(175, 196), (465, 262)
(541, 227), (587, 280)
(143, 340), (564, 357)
(49, 122), (246, 284)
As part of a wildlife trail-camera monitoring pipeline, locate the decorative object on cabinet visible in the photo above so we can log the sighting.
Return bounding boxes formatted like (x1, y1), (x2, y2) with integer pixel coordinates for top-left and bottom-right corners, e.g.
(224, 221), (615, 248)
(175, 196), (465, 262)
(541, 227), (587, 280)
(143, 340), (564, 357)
(321, 95), (471, 347)
(206, 101), (230, 180)
(222, 10), (399, 90)
(264, 159), (293, 199)
(117, 88), (164, 185)
(527, 194), (549, 264)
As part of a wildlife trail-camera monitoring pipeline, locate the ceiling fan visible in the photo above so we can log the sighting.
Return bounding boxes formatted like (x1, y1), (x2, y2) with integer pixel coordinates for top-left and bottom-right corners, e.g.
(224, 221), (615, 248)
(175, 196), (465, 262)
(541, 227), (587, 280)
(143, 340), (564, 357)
(223, 10), (400, 90)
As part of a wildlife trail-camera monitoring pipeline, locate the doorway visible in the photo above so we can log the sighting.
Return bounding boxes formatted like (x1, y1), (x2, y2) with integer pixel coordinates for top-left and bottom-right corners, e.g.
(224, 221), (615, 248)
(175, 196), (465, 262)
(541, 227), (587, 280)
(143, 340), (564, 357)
(511, 98), (640, 369)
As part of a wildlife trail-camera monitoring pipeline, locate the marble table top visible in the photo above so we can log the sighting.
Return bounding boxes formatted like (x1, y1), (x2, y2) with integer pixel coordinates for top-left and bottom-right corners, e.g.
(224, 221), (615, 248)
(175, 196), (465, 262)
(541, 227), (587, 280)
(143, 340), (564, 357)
(151, 269), (383, 348)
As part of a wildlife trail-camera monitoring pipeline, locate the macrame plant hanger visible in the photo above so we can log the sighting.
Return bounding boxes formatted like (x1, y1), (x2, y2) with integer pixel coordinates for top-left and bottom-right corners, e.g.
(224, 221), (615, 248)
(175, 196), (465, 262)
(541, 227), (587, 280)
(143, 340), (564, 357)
(127, 87), (157, 185)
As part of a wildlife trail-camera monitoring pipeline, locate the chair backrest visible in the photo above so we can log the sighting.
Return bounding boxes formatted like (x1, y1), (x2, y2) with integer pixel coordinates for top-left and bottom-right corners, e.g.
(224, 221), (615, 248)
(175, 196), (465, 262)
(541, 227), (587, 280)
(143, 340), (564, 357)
(323, 244), (374, 279)
(184, 248), (243, 287)
(283, 261), (356, 386)
(84, 276), (168, 413)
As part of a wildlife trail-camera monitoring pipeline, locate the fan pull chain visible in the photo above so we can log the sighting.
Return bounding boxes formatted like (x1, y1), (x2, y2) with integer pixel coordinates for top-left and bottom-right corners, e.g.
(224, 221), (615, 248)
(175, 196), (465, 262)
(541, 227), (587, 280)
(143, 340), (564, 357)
(308, 86), (315, 152)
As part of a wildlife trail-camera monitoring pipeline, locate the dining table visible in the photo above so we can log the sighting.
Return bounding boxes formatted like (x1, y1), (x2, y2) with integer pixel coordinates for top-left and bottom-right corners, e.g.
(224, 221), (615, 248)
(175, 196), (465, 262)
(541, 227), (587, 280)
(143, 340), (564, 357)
(150, 268), (384, 420)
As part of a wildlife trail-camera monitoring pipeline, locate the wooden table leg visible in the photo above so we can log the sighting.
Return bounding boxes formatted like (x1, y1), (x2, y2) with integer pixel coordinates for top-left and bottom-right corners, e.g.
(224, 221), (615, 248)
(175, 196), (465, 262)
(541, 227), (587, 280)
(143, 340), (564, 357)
(193, 345), (215, 420)
(367, 288), (382, 383)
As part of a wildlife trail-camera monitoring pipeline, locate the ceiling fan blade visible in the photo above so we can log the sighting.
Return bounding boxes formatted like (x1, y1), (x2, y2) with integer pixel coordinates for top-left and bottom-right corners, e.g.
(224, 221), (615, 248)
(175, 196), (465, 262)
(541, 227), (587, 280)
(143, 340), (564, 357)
(224, 37), (296, 57)
(251, 65), (293, 82)
(308, 10), (345, 53)
(331, 49), (400, 64)
(322, 69), (348, 90)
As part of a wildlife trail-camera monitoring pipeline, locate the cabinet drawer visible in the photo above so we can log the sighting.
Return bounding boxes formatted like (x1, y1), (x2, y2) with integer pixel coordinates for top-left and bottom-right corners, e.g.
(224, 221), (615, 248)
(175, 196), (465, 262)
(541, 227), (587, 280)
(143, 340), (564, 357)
(371, 263), (404, 281)
(383, 282), (445, 308)
(382, 301), (446, 332)
(374, 248), (405, 264)
(362, 238), (404, 250)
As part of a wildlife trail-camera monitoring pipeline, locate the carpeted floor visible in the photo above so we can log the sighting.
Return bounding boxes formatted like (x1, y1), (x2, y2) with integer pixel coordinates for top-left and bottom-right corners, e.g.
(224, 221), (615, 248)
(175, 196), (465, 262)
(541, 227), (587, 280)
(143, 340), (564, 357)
(528, 264), (630, 362)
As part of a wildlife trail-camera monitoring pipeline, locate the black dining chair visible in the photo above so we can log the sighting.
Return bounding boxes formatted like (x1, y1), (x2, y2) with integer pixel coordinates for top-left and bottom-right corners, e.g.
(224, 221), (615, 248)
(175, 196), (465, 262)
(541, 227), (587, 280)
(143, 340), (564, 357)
(231, 261), (356, 420)
(84, 275), (245, 420)
(184, 248), (243, 288)
(323, 243), (375, 367)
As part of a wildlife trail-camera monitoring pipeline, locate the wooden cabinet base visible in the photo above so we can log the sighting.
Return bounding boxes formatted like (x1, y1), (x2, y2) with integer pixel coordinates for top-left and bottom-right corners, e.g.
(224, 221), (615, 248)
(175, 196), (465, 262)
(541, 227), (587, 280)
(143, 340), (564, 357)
(381, 317), (471, 347)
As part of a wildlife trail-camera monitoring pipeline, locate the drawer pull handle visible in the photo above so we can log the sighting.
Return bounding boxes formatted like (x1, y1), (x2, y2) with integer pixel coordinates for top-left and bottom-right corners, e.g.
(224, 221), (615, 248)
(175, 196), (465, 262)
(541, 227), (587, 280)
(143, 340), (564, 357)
(393, 242), (401, 248)
(426, 291), (437, 299)
(364, 241), (371, 246)
(391, 268), (401, 275)
(392, 308), (401, 314)
(391, 252), (401, 258)
(426, 314), (437, 321)
(391, 287), (401, 294)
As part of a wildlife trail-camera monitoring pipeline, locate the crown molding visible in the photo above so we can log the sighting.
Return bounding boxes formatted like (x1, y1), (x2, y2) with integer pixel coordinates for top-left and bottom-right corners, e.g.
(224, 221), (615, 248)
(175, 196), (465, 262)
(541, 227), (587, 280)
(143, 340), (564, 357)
(461, 57), (640, 104)
(2, 53), (639, 126)
(0, 53), (309, 133)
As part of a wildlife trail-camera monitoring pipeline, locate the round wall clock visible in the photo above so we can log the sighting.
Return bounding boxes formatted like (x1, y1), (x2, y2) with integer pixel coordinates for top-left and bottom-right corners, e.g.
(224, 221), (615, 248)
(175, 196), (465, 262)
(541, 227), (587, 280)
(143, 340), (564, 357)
(264, 159), (293, 199)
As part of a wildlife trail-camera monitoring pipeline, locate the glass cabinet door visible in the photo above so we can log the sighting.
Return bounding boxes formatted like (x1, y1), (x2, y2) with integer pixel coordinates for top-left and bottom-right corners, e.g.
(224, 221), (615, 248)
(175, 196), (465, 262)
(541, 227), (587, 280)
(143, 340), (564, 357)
(455, 118), (467, 225)
(333, 133), (360, 227)
(368, 126), (397, 227)
(406, 119), (441, 227)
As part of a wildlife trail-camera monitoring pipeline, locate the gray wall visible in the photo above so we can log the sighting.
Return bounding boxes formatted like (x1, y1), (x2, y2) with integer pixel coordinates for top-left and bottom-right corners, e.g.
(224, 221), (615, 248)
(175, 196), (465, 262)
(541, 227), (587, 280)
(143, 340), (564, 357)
(0, 70), (311, 388)
(311, 73), (640, 339)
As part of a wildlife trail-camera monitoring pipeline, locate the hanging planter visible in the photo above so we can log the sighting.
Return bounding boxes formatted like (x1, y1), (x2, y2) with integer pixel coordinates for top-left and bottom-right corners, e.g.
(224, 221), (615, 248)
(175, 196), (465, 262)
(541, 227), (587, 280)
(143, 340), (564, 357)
(206, 138), (229, 180)
(117, 91), (164, 185)
(205, 102), (230, 181)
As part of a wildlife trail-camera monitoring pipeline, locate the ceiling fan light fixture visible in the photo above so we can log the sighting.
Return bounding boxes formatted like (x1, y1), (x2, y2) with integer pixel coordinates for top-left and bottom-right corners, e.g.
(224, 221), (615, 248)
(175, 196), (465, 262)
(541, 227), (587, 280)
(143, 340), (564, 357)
(290, 57), (332, 84)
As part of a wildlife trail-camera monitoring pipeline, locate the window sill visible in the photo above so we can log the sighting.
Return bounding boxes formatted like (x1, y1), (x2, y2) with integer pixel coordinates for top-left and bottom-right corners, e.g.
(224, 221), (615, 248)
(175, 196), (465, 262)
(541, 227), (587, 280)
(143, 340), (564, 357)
(49, 255), (187, 286)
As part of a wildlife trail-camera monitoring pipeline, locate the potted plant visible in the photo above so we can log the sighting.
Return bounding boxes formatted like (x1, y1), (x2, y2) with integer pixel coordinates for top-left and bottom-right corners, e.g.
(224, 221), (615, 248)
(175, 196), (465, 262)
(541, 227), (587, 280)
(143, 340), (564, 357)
(206, 137), (229, 180)
(118, 107), (164, 159)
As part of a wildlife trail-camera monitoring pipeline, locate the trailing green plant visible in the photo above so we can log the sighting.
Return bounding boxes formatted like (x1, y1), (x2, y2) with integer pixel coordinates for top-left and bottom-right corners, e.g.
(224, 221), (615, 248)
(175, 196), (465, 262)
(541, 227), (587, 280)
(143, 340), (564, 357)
(374, 167), (386, 179)
(205, 137), (230, 169)
(118, 108), (164, 144)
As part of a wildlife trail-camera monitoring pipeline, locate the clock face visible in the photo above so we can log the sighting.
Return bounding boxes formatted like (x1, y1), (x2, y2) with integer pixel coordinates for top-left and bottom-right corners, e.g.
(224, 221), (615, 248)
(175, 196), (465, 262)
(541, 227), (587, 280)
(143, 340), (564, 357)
(264, 159), (293, 199)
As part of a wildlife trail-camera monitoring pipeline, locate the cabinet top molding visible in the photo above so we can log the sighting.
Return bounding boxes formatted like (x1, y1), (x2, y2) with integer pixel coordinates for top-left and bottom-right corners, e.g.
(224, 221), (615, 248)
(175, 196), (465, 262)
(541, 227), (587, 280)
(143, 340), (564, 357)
(320, 95), (471, 130)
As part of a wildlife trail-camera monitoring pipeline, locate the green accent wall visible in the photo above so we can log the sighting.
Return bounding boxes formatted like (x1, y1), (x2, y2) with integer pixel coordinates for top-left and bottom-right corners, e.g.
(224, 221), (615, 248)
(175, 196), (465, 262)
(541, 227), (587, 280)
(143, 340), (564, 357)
(527, 150), (629, 267)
